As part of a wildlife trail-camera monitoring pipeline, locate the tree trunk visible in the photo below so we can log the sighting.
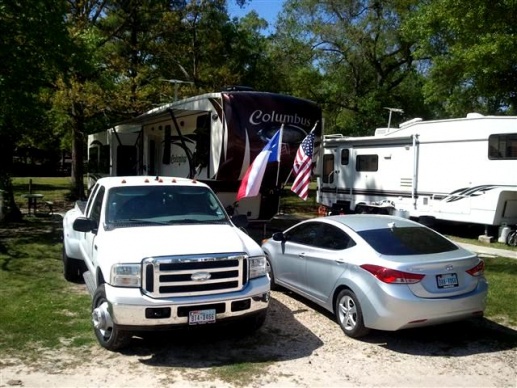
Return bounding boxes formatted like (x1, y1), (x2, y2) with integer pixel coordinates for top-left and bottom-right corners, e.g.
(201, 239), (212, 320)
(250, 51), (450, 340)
(0, 134), (23, 222)
(70, 102), (86, 200)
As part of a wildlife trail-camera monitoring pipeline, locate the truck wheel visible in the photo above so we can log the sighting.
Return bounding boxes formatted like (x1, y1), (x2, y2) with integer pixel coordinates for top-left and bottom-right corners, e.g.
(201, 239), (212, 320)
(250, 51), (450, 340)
(266, 256), (279, 291)
(92, 284), (130, 351)
(62, 246), (82, 282)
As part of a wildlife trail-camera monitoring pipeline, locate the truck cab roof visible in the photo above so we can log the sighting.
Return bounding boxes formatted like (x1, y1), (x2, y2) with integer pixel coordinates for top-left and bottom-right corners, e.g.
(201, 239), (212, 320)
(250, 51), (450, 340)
(94, 176), (207, 190)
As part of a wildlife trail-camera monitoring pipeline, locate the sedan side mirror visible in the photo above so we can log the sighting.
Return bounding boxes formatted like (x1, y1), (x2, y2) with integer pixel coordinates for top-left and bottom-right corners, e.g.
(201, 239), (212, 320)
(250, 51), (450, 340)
(272, 232), (286, 242)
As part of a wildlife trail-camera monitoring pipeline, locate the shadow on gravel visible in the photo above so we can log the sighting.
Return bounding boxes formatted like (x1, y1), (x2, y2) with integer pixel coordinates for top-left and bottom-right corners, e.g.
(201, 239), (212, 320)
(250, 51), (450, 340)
(365, 318), (517, 356)
(119, 296), (323, 367)
(269, 288), (517, 359)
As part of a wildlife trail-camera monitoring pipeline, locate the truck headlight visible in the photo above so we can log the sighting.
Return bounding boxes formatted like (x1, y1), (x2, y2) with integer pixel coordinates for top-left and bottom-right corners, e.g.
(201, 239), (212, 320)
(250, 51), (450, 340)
(111, 264), (141, 287)
(249, 256), (267, 279)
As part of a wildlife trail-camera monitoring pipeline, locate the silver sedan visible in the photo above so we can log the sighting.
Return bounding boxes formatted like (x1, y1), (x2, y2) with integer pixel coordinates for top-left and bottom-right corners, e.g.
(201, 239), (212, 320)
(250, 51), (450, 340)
(261, 215), (488, 338)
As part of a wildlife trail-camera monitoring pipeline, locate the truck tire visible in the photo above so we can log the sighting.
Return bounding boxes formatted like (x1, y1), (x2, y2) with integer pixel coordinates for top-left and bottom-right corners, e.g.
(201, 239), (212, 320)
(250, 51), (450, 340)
(92, 284), (130, 351)
(62, 246), (82, 282)
(266, 256), (279, 291)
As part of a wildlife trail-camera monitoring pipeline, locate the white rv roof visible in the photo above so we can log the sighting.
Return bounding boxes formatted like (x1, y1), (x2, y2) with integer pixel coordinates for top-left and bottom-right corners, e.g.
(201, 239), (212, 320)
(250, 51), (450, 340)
(323, 113), (517, 145)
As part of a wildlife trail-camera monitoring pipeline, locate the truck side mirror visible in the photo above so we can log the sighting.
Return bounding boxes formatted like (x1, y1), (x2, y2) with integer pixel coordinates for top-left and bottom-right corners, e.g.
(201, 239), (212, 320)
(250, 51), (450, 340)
(73, 217), (98, 233)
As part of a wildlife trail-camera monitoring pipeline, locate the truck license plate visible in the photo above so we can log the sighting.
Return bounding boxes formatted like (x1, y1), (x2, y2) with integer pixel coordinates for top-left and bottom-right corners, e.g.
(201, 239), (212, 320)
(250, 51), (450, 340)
(188, 309), (216, 325)
(436, 273), (458, 289)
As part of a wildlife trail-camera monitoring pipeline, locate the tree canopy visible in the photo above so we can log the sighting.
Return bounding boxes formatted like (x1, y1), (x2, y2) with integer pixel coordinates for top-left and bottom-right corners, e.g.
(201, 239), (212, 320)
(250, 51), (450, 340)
(1, 0), (516, 218)
(404, 0), (517, 116)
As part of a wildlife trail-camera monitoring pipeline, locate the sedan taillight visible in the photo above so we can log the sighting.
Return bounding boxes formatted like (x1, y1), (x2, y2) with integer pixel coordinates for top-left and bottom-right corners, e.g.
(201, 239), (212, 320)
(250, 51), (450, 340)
(466, 260), (485, 276)
(361, 264), (424, 284)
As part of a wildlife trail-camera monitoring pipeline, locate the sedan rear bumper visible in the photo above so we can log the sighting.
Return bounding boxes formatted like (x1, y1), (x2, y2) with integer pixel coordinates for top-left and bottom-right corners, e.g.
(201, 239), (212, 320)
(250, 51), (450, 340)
(359, 279), (488, 331)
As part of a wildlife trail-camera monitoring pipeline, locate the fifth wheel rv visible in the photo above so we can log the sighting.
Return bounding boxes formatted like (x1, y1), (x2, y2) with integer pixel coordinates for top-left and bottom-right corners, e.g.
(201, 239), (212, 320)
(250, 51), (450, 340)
(88, 90), (322, 220)
(317, 113), (517, 235)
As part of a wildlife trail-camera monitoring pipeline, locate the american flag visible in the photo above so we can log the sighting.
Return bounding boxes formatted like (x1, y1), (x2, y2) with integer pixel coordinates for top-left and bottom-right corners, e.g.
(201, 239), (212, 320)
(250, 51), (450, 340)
(291, 130), (315, 200)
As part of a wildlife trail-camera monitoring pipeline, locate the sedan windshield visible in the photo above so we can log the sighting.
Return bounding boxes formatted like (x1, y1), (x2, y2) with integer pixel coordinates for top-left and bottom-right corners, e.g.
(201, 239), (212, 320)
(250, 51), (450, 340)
(358, 226), (458, 255)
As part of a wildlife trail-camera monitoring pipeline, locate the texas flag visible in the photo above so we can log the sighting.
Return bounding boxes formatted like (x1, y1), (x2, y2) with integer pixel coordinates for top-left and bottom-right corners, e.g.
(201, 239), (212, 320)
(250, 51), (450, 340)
(236, 129), (282, 201)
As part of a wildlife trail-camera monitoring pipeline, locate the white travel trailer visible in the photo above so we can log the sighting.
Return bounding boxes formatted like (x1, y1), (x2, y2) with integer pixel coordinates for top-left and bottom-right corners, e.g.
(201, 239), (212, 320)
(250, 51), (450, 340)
(316, 113), (517, 234)
(88, 90), (322, 220)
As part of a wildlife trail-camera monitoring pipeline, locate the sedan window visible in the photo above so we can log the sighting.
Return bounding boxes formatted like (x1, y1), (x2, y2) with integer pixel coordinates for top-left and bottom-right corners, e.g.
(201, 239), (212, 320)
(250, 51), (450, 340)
(286, 222), (356, 250)
(317, 224), (356, 250)
(358, 226), (458, 255)
(285, 223), (319, 246)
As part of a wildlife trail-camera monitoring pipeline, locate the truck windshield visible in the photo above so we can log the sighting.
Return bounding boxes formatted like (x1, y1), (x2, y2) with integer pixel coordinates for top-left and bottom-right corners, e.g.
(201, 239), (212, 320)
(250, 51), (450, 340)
(105, 185), (229, 226)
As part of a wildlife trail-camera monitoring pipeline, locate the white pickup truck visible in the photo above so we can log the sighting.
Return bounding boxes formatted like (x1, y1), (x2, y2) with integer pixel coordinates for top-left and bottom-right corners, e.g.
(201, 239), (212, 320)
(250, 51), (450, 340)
(62, 176), (270, 350)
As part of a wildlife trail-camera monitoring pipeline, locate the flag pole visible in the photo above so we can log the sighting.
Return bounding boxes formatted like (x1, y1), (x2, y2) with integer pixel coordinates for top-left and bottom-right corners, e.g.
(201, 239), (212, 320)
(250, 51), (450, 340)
(275, 124), (284, 187)
(283, 168), (293, 188)
(276, 124), (285, 215)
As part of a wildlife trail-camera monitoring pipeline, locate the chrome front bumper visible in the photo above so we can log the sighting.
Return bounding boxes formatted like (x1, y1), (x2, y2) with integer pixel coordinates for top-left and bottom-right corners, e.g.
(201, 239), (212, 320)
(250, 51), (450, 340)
(104, 276), (270, 328)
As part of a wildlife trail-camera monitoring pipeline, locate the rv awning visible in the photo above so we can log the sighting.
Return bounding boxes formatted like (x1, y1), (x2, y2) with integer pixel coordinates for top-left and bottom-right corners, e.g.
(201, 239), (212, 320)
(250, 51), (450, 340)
(115, 105), (207, 128)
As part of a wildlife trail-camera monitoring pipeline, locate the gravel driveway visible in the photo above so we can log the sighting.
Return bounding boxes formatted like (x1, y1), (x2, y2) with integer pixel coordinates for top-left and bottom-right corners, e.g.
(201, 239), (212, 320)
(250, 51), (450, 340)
(2, 285), (516, 387)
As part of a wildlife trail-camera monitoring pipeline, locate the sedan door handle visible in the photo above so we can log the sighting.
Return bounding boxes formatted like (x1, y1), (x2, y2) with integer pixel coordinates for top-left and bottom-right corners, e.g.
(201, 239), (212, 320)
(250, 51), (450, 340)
(335, 258), (346, 264)
(298, 253), (306, 259)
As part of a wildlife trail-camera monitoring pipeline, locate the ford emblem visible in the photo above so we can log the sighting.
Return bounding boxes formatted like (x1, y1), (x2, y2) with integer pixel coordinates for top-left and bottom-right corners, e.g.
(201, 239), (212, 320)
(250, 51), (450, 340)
(191, 272), (211, 281)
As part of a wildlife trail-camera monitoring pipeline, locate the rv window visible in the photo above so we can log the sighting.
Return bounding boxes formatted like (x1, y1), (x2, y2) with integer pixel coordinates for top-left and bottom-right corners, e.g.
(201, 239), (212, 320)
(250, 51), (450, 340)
(88, 147), (99, 172)
(148, 140), (156, 175)
(163, 125), (171, 164)
(489, 134), (517, 159)
(88, 144), (110, 174)
(193, 114), (210, 171)
(117, 145), (137, 175)
(356, 154), (378, 171)
(341, 149), (349, 165)
(322, 154), (334, 183)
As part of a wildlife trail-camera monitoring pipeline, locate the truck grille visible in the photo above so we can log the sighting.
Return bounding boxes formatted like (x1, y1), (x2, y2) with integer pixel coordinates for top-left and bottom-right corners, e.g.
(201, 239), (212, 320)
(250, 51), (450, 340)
(142, 253), (248, 298)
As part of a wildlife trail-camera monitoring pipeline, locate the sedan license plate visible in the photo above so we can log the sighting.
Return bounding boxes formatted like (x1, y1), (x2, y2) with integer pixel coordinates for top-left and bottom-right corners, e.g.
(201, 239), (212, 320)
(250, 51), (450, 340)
(188, 309), (216, 325)
(436, 273), (458, 289)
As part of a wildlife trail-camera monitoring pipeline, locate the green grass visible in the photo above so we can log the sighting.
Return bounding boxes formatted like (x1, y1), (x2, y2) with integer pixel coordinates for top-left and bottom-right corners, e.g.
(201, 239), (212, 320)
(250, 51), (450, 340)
(207, 361), (274, 386)
(11, 177), (76, 214)
(483, 257), (517, 327)
(12, 176), (74, 200)
(0, 217), (93, 359)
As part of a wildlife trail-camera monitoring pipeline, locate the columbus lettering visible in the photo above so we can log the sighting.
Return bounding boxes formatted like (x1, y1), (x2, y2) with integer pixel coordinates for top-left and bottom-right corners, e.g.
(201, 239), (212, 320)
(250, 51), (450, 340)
(249, 110), (311, 127)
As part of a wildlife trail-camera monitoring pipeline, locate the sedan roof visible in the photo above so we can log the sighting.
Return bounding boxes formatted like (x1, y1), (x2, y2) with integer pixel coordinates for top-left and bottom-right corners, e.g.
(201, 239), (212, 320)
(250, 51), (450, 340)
(323, 214), (419, 232)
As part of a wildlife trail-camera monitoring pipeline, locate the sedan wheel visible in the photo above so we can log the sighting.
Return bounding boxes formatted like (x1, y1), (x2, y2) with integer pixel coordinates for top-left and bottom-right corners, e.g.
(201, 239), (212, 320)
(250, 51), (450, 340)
(335, 289), (369, 338)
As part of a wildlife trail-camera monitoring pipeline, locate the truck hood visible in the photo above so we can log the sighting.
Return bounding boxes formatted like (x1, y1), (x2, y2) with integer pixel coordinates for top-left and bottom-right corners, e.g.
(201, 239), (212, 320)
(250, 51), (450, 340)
(97, 223), (263, 263)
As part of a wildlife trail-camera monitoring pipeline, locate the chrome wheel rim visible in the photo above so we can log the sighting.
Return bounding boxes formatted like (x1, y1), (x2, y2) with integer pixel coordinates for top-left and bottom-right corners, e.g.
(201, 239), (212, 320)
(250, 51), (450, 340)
(338, 295), (357, 331)
(92, 301), (114, 340)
